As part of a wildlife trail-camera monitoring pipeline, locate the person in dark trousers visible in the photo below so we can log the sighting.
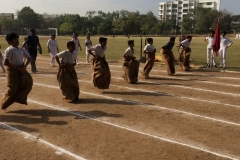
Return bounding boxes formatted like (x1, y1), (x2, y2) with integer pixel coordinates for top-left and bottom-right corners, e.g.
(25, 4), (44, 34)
(22, 29), (42, 73)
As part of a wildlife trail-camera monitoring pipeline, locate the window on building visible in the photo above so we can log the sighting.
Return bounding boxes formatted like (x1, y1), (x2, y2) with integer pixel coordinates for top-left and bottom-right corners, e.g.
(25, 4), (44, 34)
(178, 12), (182, 14)
(167, 4), (171, 7)
(160, 5), (163, 9)
(167, 10), (171, 13)
(172, 4), (177, 8)
(183, 4), (188, 8)
(207, 2), (212, 5)
(190, 3), (194, 7)
(178, 7), (182, 9)
(179, 1), (182, 4)
(178, 17), (182, 20)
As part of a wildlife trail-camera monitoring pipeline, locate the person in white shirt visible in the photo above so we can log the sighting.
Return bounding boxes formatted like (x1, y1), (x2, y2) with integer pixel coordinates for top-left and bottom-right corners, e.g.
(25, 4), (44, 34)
(88, 37), (111, 89)
(122, 40), (139, 83)
(178, 35), (192, 71)
(141, 38), (156, 79)
(219, 31), (233, 69)
(71, 33), (82, 65)
(85, 35), (92, 63)
(47, 34), (59, 67)
(1, 33), (33, 110)
(55, 41), (79, 103)
(0, 45), (5, 72)
(204, 31), (217, 68)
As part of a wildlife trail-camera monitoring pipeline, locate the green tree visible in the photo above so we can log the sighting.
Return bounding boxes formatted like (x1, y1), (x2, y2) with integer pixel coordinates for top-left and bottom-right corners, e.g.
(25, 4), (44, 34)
(17, 6), (42, 29)
(0, 17), (16, 31)
(59, 22), (73, 34)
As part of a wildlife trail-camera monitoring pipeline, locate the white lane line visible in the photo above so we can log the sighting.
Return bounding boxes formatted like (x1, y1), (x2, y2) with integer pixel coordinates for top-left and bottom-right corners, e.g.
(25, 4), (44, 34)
(34, 82), (240, 128)
(109, 64), (240, 79)
(27, 99), (238, 160)
(34, 74), (240, 109)
(111, 76), (240, 97)
(109, 69), (240, 88)
(0, 122), (86, 160)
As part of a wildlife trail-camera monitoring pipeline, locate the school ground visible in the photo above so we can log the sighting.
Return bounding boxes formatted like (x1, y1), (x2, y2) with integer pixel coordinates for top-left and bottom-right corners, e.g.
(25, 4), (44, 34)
(0, 56), (240, 160)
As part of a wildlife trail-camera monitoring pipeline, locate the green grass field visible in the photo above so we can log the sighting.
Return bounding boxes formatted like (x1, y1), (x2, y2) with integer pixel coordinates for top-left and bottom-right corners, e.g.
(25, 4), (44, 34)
(1, 35), (240, 70)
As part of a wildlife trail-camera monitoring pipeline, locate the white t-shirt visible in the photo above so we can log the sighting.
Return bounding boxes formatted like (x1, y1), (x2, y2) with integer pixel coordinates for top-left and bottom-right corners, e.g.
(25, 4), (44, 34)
(4, 46), (30, 66)
(56, 50), (74, 64)
(71, 38), (79, 51)
(144, 44), (155, 52)
(124, 47), (134, 57)
(90, 44), (107, 57)
(85, 39), (92, 49)
(220, 36), (233, 48)
(181, 39), (191, 48)
(72, 51), (77, 62)
(205, 36), (214, 48)
(47, 39), (58, 54)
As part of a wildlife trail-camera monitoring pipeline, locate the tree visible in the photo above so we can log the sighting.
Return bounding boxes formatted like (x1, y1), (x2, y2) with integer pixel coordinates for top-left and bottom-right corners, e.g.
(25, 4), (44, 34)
(17, 7), (42, 29)
(0, 17), (16, 31)
(59, 22), (73, 34)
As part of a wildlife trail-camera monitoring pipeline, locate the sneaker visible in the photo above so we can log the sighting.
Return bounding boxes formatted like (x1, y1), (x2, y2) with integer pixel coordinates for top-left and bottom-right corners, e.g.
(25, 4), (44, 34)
(205, 63), (210, 69)
(214, 65), (218, 68)
(219, 65), (223, 68)
(223, 66), (226, 69)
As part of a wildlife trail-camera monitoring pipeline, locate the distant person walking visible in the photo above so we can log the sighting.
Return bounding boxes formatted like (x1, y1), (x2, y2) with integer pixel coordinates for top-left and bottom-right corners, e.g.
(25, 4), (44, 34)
(47, 34), (59, 67)
(22, 29), (42, 73)
(85, 35), (92, 63)
(71, 33), (82, 65)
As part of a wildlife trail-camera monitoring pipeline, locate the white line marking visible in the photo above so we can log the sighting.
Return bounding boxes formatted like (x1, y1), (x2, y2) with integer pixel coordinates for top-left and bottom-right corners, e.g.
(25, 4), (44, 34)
(36, 74), (240, 108)
(0, 122), (86, 160)
(111, 76), (240, 97)
(109, 64), (240, 78)
(27, 99), (238, 160)
(109, 69), (240, 88)
(34, 82), (240, 127)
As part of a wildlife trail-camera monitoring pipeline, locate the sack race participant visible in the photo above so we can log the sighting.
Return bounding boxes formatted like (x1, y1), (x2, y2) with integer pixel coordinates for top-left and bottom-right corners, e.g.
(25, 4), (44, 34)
(55, 41), (79, 103)
(161, 37), (176, 75)
(178, 35), (192, 71)
(141, 38), (156, 79)
(88, 37), (111, 89)
(1, 33), (33, 110)
(122, 40), (139, 83)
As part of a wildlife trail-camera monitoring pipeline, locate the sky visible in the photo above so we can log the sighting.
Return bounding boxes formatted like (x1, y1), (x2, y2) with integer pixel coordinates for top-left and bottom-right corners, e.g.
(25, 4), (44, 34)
(0, 0), (239, 17)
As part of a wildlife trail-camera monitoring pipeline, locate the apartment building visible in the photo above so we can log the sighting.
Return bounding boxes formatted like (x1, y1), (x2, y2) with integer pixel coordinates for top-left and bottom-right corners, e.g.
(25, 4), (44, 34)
(159, 0), (221, 23)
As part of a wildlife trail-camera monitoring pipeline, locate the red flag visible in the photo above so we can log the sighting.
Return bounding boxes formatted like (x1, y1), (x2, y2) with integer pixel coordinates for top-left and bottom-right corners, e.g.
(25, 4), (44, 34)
(213, 19), (220, 57)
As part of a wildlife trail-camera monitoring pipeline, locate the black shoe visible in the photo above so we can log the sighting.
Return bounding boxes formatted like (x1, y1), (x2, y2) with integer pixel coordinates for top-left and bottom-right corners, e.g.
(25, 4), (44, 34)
(214, 65), (218, 68)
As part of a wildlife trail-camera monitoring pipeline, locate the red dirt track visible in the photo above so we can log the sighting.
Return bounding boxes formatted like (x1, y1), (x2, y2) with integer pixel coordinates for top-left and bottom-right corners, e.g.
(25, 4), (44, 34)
(0, 55), (240, 160)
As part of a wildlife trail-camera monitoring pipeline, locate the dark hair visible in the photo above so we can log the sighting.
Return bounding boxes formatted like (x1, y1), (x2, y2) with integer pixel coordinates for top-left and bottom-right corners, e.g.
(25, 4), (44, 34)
(5, 33), (19, 44)
(221, 31), (227, 34)
(99, 37), (107, 43)
(187, 35), (192, 39)
(170, 37), (176, 41)
(51, 34), (56, 38)
(147, 38), (153, 43)
(128, 40), (134, 45)
(30, 29), (36, 32)
(73, 33), (78, 38)
(210, 31), (215, 34)
(67, 41), (75, 48)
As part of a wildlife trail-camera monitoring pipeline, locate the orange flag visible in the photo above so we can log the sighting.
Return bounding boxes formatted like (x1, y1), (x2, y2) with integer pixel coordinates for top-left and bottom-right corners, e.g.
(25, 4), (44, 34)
(213, 19), (220, 57)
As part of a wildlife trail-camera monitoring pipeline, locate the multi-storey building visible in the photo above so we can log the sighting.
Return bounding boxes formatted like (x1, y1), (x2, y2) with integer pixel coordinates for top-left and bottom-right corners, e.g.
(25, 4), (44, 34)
(159, 0), (221, 23)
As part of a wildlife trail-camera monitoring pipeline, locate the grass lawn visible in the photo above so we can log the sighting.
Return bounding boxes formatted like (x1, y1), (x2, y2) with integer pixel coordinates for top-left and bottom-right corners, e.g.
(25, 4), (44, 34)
(1, 35), (240, 70)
